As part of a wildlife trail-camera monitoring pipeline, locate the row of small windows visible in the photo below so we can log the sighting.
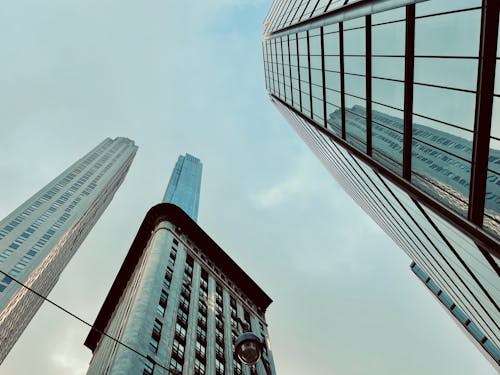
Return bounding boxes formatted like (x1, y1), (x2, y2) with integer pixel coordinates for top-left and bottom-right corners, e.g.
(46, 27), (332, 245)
(0, 143), (119, 242)
(411, 263), (500, 362)
(1, 144), (131, 262)
(0, 146), (131, 294)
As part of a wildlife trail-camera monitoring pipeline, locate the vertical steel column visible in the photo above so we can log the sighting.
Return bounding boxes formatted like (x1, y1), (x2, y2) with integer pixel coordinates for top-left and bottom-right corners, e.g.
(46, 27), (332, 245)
(296, 34), (303, 111)
(307, 30), (314, 119)
(402, 4), (415, 180)
(269, 40), (276, 95)
(274, 39), (281, 98)
(321, 26), (327, 128)
(339, 22), (346, 139)
(468, 0), (499, 225)
(366, 15), (373, 156)
(280, 37), (286, 101)
(287, 35), (294, 107)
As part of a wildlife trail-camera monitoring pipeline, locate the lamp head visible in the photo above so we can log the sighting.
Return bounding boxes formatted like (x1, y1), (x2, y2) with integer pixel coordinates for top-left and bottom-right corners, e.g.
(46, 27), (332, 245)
(234, 332), (263, 365)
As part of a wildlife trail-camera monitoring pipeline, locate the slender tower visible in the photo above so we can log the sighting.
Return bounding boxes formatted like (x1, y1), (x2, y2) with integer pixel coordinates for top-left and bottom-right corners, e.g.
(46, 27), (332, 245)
(162, 153), (202, 222)
(0, 137), (137, 364)
(85, 155), (276, 375)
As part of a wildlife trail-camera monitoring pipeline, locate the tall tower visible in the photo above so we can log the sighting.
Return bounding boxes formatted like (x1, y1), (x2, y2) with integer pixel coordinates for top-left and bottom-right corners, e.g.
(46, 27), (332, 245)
(162, 154), (202, 222)
(0, 137), (137, 363)
(263, 0), (499, 367)
(84, 155), (276, 375)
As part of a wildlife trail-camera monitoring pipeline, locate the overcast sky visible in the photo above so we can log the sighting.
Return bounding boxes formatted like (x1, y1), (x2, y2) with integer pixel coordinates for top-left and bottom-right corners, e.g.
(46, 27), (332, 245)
(0, 1), (497, 374)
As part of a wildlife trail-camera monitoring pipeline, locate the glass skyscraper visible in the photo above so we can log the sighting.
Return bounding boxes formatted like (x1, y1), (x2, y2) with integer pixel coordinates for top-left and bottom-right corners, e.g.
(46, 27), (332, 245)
(263, 0), (499, 366)
(0, 137), (137, 364)
(163, 153), (203, 222)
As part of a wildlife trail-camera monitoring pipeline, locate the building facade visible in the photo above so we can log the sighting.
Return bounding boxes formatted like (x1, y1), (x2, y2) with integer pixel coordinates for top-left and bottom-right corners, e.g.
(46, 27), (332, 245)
(0, 137), (137, 363)
(84, 204), (276, 375)
(263, 0), (499, 366)
(162, 154), (203, 222)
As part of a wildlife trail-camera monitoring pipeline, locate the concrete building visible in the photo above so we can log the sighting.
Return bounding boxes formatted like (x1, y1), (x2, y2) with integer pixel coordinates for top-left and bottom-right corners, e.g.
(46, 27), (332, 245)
(0, 137), (137, 363)
(263, 0), (499, 366)
(84, 204), (276, 375)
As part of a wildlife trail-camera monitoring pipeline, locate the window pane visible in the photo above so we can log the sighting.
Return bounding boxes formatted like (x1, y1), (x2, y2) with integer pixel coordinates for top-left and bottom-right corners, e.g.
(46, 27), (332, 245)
(372, 21), (405, 55)
(372, 79), (404, 110)
(415, 10), (481, 56)
(372, 57), (405, 80)
(416, 0), (482, 17)
(343, 25), (365, 55)
(415, 58), (478, 92)
(413, 85), (476, 129)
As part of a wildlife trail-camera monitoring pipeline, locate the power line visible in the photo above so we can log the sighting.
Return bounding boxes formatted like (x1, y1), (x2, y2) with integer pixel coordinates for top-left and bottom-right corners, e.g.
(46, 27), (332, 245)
(0, 269), (178, 374)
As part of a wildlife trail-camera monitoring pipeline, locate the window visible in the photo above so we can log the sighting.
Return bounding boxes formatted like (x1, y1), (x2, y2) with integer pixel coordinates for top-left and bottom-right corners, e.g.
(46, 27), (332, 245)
(451, 306), (469, 324)
(194, 358), (205, 375)
(152, 319), (162, 339)
(143, 356), (155, 375)
(215, 342), (224, 360)
(177, 309), (188, 327)
(175, 323), (187, 341)
(215, 358), (224, 375)
(157, 303), (165, 317)
(149, 337), (159, 353)
(195, 340), (206, 359)
(8, 269), (19, 277)
(169, 357), (182, 372)
(196, 326), (206, 343)
(159, 289), (168, 307)
(172, 339), (185, 360)
(0, 284), (6, 292)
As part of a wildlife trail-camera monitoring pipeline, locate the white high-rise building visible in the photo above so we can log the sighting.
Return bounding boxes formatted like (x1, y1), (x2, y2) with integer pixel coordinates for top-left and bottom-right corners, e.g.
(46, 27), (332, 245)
(0, 137), (137, 363)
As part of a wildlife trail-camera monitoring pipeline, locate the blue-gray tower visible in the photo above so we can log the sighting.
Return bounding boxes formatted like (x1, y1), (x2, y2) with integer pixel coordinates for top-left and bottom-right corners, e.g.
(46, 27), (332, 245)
(162, 154), (202, 222)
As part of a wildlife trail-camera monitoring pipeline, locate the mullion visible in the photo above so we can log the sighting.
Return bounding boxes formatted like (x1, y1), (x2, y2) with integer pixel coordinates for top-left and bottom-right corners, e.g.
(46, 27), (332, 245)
(468, 0), (499, 225)
(263, 43), (269, 92)
(307, 30), (313, 119)
(296, 35), (303, 112)
(366, 15), (372, 156)
(280, 37), (287, 101)
(270, 40), (277, 95)
(287, 35), (294, 107)
(339, 22), (346, 139)
(402, 4), (415, 181)
(320, 26), (327, 127)
(274, 39), (281, 98)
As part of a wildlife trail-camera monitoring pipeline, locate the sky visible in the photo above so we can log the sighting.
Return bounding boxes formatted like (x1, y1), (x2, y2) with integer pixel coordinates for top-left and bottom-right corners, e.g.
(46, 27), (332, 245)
(0, 0), (497, 374)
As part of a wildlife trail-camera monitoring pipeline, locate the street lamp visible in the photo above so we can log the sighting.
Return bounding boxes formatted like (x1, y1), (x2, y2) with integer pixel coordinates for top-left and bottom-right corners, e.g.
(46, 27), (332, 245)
(234, 318), (272, 375)
(235, 332), (263, 365)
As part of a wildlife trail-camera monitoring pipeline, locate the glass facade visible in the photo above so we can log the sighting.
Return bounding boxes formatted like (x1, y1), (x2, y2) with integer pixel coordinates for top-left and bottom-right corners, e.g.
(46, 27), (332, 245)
(263, 0), (499, 366)
(162, 154), (202, 222)
(0, 137), (138, 364)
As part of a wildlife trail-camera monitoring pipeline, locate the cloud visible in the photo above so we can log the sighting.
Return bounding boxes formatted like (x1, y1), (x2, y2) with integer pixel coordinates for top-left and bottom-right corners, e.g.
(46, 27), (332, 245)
(253, 174), (306, 208)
